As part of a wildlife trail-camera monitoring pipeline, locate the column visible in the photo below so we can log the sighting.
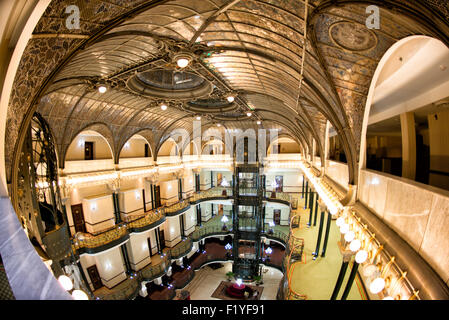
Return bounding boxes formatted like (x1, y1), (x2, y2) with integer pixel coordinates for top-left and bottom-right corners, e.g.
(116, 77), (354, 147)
(313, 193), (319, 226)
(304, 180), (309, 210)
(321, 210), (333, 257)
(340, 259), (360, 300)
(330, 250), (353, 300)
(307, 189), (314, 227)
(312, 200), (326, 260)
(400, 112), (416, 180)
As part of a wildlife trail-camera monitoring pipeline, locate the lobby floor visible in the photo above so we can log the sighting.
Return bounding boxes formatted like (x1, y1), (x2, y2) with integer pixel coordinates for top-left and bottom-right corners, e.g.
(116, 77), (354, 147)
(287, 195), (366, 300)
(180, 262), (283, 300)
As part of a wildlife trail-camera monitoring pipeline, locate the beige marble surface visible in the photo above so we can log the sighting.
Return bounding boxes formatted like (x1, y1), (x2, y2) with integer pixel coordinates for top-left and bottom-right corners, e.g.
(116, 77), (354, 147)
(382, 178), (433, 252)
(418, 194), (449, 285)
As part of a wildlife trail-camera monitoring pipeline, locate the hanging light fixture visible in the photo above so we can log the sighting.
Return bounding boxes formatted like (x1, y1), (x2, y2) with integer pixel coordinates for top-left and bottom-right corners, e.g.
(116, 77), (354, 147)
(227, 95), (235, 103)
(160, 103), (168, 111)
(246, 112), (252, 117)
(174, 52), (192, 68)
(58, 275), (73, 291)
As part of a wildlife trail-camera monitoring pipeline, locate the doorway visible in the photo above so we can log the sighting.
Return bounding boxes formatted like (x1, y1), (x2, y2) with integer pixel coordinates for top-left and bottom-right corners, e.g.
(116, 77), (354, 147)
(147, 237), (154, 257)
(84, 141), (94, 160)
(159, 229), (166, 250)
(275, 176), (283, 192)
(274, 209), (281, 225)
(144, 143), (150, 158)
(154, 185), (161, 208)
(87, 265), (103, 290)
(71, 204), (86, 233)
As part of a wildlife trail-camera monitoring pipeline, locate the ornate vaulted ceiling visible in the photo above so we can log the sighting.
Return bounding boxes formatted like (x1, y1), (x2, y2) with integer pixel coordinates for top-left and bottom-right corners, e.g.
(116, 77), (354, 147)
(5, 0), (449, 185)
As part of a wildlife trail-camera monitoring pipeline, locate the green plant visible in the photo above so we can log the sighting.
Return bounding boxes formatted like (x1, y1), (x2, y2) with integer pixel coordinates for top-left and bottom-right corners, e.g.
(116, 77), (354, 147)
(226, 272), (234, 280)
(253, 275), (262, 284)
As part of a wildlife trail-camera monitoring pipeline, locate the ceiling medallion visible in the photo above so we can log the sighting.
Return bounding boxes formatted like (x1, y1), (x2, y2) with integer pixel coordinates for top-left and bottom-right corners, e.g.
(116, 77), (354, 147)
(127, 69), (213, 99)
(329, 21), (378, 52)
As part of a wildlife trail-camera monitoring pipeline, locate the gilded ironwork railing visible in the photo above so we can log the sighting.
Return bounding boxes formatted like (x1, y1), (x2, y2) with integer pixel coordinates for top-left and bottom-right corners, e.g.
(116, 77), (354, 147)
(283, 213), (307, 300)
(72, 224), (128, 250)
(126, 209), (164, 229)
(140, 254), (171, 281)
(164, 199), (190, 215)
(191, 224), (232, 241)
(170, 238), (193, 259)
(95, 277), (139, 300)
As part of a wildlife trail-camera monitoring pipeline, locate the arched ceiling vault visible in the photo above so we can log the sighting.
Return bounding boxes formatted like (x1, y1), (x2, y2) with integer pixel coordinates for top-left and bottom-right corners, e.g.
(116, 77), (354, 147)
(5, 0), (449, 191)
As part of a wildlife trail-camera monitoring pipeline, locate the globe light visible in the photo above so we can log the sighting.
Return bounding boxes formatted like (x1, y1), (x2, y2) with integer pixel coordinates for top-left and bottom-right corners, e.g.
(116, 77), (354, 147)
(383, 296), (394, 300)
(72, 289), (89, 300)
(349, 239), (361, 252)
(246, 112), (252, 117)
(196, 116), (201, 120)
(344, 231), (355, 242)
(336, 217), (344, 227)
(340, 223), (350, 234)
(330, 207), (338, 216)
(227, 96), (235, 103)
(58, 275), (73, 291)
(257, 120), (261, 125)
(355, 250), (368, 264)
(369, 277), (386, 294)
(177, 58), (190, 68)
(217, 123), (221, 127)
(98, 85), (107, 93)
(160, 103), (168, 110)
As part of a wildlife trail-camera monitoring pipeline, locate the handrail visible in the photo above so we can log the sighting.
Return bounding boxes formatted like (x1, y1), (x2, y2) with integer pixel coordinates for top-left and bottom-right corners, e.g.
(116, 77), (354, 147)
(284, 212), (307, 300)
(95, 277), (139, 300)
(170, 238), (193, 259)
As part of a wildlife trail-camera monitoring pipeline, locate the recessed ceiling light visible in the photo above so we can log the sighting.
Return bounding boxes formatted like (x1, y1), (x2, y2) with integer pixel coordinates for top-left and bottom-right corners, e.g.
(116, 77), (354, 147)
(98, 85), (107, 93)
(160, 103), (168, 111)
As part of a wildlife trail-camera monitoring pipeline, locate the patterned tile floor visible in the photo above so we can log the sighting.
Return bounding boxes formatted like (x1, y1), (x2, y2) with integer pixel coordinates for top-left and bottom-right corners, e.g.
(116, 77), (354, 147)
(0, 255), (15, 300)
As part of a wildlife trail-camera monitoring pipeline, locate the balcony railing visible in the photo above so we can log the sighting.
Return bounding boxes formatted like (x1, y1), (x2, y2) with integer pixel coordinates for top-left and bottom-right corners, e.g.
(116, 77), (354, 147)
(140, 254), (171, 281)
(72, 224), (128, 252)
(95, 277), (140, 300)
(170, 238), (193, 259)
(191, 225), (232, 242)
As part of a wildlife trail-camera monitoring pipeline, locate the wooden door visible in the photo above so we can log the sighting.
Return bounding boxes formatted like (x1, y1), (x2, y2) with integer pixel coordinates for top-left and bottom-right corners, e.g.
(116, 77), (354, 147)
(84, 141), (94, 160)
(71, 204), (86, 233)
(274, 209), (281, 225)
(154, 185), (161, 208)
(147, 237), (154, 257)
(87, 265), (103, 290)
(159, 229), (166, 250)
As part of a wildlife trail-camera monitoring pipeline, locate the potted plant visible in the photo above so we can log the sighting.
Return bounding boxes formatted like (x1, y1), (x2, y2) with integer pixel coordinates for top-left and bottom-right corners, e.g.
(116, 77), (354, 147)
(226, 272), (234, 281)
(253, 275), (262, 285)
